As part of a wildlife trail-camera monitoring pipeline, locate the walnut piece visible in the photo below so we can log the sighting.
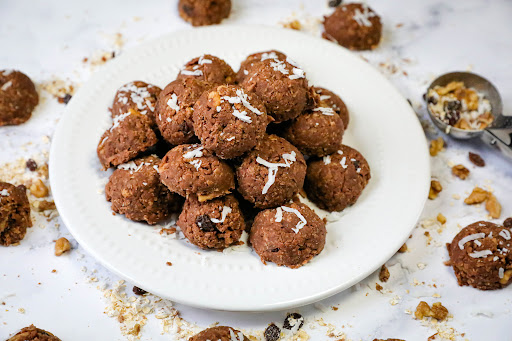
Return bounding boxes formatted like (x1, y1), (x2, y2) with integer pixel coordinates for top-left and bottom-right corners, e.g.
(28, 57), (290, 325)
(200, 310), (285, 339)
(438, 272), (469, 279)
(464, 187), (488, 204)
(55, 237), (71, 256)
(379, 264), (390, 283)
(452, 164), (470, 180)
(428, 180), (443, 200)
(414, 301), (448, 321)
(29, 179), (49, 198)
(500, 269), (512, 285)
(429, 137), (445, 156)
(486, 194), (501, 219)
(436, 213), (447, 224)
(32, 200), (56, 212)
(398, 243), (408, 253)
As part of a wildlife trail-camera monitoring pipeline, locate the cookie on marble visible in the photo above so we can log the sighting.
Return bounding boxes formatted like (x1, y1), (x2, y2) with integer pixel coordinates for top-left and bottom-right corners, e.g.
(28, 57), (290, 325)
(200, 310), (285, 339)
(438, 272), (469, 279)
(178, 0), (231, 27)
(323, 3), (382, 50)
(189, 326), (249, 341)
(447, 221), (512, 290)
(7, 324), (60, 341)
(0, 70), (39, 126)
(0, 182), (32, 246)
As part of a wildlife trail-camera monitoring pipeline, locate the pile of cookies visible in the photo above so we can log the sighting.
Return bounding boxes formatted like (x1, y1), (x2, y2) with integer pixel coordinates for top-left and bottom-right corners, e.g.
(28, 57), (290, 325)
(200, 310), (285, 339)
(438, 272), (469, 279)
(96, 51), (371, 269)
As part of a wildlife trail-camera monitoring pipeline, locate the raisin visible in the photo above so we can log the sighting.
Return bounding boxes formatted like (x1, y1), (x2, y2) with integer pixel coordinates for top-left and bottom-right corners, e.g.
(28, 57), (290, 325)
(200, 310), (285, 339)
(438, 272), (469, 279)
(328, 0), (342, 7)
(283, 313), (304, 330)
(271, 248), (280, 252)
(426, 96), (438, 105)
(446, 110), (460, 126)
(264, 323), (281, 341)
(504, 218), (512, 228)
(444, 100), (461, 111)
(195, 214), (216, 232)
(468, 152), (485, 167)
(26, 159), (38, 171)
(58, 94), (72, 104)
(132, 286), (147, 295)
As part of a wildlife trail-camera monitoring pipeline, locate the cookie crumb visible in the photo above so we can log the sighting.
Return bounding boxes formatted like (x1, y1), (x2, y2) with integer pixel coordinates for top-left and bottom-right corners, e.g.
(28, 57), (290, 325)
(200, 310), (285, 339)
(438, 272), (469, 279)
(379, 264), (390, 283)
(376, 283), (383, 291)
(55, 237), (71, 256)
(282, 20), (302, 30)
(166, 261), (173, 266)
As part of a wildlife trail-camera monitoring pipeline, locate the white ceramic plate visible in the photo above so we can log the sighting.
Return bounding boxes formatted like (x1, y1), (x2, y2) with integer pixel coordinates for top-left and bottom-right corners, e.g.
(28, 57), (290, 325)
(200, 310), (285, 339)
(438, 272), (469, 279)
(50, 25), (430, 312)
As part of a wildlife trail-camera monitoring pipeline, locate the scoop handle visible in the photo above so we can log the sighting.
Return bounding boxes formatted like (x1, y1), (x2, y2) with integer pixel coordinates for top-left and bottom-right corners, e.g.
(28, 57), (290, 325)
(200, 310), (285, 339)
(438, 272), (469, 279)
(490, 115), (512, 129)
(482, 129), (512, 160)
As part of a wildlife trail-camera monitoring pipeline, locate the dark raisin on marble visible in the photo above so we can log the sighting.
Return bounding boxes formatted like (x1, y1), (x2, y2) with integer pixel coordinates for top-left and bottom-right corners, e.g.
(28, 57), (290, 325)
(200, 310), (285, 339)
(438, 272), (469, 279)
(26, 159), (38, 171)
(196, 214), (216, 232)
(62, 94), (72, 104)
(132, 286), (148, 295)
(264, 323), (281, 341)
(283, 313), (304, 330)
(468, 152), (485, 167)
(328, 0), (342, 7)
(504, 218), (512, 228)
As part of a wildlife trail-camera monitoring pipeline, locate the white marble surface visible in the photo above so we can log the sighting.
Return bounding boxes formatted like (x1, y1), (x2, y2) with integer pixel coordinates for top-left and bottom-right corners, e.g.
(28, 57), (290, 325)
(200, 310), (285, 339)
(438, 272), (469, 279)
(1, 0), (512, 340)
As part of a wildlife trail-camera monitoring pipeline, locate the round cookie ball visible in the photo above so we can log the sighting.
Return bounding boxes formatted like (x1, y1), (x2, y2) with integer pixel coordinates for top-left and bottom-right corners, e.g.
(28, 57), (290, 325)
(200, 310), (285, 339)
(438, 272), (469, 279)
(177, 54), (236, 86)
(111, 81), (161, 126)
(314, 86), (349, 128)
(250, 202), (326, 269)
(190, 326), (249, 341)
(7, 325), (61, 341)
(283, 104), (344, 157)
(178, 194), (245, 249)
(105, 156), (181, 225)
(97, 112), (158, 169)
(155, 78), (212, 145)
(193, 85), (269, 159)
(159, 144), (235, 201)
(241, 55), (309, 123)
(0, 182), (32, 246)
(236, 134), (306, 209)
(178, 0), (231, 27)
(236, 50), (288, 83)
(0, 70), (39, 126)
(305, 145), (371, 211)
(447, 221), (512, 290)
(323, 3), (382, 50)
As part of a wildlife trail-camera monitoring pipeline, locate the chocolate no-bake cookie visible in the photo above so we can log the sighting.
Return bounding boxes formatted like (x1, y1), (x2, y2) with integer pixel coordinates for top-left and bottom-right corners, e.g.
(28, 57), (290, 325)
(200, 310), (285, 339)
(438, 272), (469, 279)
(155, 78), (213, 145)
(305, 145), (371, 211)
(159, 144), (235, 201)
(193, 85), (269, 159)
(7, 325), (61, 341)
(250, 202), (326, 268)
(105, 155), (181, 225)
(313, 86), (349, 128)
(240, 52), (309, 123)
(323, 3), (382, 50)
(178, 194), (245, 249)
(0, 70), (39, 126)
(237, 134), (307, 209)
(189, 326), (249, 341)
(97, 111), (158, 169)
(0, 182), (32, 246)
(178, 0), (231, 27)
(236, 50), (288, 83)
(177, 54), (236, 86)
(447, 221), (512, 290)
(111, 81), (161, 126)
(283, 103), (344, 157)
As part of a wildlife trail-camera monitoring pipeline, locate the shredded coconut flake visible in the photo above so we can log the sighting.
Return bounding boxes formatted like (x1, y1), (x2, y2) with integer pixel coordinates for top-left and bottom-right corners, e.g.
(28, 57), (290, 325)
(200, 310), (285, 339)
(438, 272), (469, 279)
(180, 69), (203, 76)
(353, 4), (376, 27)
(499, 267), (505, 279)
(323, 155), (331, 165)
(167, 93), (180, 112)
(256, 152), (296, 194)
(198, 55), (212, 64)
(210, 206), (232, 224)
(458, 233), (486, 250)
(313, 107), (335, 116)
(183, 146), (204, 159)
(1, 80), (12, 91)
(319, 95), (331, 101)
(110, 112), (131, 131)
(189, 159), (202, 171)
(499, 229), (511, 240)
(281, 206), (308, 233)
(340, 156), (348, 169)
(0, 189), (10, 196)
(469, 250), (493, 258)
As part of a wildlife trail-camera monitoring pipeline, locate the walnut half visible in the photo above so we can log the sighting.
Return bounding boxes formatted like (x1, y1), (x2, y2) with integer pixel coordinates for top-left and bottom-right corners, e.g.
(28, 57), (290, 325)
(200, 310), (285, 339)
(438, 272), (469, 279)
(414, 301), (448, 321)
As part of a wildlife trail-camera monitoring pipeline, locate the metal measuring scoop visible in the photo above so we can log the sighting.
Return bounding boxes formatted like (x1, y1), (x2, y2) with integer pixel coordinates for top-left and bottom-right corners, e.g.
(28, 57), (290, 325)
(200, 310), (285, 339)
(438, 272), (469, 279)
(426, 71), (512, 159)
